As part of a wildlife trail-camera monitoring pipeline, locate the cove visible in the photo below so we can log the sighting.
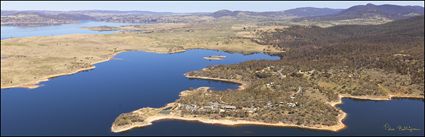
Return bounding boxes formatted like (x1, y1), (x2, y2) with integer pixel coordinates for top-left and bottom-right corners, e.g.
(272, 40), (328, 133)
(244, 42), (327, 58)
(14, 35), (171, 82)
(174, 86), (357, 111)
(1, 49), (280, 135)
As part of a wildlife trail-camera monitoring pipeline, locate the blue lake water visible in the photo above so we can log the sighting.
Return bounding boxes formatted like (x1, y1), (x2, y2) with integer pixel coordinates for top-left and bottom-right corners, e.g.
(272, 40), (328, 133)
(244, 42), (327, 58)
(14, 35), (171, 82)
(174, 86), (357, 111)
(1, 21), (136, 39)
(1, 50), (281, 135)
(1, 22), (424, 136)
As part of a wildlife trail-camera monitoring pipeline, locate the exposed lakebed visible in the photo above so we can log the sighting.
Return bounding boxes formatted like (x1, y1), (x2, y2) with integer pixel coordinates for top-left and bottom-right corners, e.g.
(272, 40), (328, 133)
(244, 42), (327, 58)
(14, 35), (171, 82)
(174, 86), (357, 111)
(0, 22), (423, 136)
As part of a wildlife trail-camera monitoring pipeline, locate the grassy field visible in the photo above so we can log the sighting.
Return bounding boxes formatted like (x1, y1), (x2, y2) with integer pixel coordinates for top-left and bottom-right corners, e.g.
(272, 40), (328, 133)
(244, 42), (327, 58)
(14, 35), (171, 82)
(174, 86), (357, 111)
(1, 16), (392, 89)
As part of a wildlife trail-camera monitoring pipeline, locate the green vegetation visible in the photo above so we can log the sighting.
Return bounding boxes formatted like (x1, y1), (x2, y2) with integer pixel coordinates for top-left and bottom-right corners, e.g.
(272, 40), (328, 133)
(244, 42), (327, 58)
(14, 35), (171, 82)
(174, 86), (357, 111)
(156, 15), (424, 129)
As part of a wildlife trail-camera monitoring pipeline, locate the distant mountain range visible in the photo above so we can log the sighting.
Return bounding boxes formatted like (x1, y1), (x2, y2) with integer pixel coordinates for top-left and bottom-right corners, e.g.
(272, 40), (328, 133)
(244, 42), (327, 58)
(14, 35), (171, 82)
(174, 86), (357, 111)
(1, 10), (175, 25)
(1, 10), (173, 17)
(1, 11), (95, 22)
(208, 10), (290, 18)
(2, 3), (424, 25)
(208, 3), (424, 21)
(283, 7), (343, 17)
(69, 10), (174, 16)
(208, 7), (343, 18)
(296, 3), (424, 21)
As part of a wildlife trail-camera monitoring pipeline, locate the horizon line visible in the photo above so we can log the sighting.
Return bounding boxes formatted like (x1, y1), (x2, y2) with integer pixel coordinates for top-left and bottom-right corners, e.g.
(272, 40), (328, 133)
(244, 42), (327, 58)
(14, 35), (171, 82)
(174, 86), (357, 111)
(1, 1), (424, 13)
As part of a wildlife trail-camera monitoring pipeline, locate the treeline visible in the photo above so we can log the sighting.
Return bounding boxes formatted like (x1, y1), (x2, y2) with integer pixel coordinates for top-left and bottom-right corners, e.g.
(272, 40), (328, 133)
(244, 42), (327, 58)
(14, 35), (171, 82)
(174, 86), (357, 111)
(259, 15), (424, 85)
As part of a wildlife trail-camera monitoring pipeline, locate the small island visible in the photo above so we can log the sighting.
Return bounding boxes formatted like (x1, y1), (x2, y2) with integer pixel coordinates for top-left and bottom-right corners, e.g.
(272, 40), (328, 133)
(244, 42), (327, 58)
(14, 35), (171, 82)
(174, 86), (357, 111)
(203, 55), (226, 60)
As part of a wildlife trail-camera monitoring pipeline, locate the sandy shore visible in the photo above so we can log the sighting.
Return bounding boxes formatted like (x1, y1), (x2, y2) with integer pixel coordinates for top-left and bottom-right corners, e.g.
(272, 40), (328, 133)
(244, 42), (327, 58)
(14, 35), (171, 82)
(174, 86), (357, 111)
(335, 94), (424, 103)
(1, 66), (95, 89)
(0, 47), (229, 90)
(0, 48), (193, 90)
(111, 75), (347, 133)
(1, 27), (278, 90)
(112, 111), (347, 133)
(111, 95), (347, 133)
(184, 74), (248, 90)
(1, 51), (126, 90)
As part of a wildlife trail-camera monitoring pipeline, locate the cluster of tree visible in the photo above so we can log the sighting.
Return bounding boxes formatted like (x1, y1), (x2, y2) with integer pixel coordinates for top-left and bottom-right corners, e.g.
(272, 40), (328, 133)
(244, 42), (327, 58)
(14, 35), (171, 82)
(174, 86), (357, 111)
(177, 15), (424, 127)
(177, 82), (340, 126)
(260, 15), (424, 86)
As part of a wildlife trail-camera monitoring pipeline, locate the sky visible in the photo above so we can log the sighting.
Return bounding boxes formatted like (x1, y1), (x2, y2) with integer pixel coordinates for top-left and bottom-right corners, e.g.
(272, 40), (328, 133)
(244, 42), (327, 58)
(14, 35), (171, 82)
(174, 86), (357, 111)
(1, 1), (424, 13)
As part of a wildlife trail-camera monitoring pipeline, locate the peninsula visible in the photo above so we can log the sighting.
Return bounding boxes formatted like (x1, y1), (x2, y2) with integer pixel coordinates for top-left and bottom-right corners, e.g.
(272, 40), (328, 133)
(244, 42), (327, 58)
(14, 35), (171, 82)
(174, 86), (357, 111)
(110, 15), (424, 132)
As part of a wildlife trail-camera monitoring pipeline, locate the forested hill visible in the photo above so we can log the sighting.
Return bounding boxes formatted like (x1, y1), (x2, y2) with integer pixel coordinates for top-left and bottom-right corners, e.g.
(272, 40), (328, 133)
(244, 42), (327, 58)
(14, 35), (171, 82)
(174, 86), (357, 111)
(184, 16), (423, 121)
(262, 15), (423, 47)
(295, 4), (424, 21)
(258, 15), (424, 85)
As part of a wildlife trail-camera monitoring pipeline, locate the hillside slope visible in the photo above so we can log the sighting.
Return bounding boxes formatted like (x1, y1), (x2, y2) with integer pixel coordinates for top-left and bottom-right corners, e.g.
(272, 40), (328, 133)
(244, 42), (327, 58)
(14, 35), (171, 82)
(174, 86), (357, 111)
(296, 4), (424, 21)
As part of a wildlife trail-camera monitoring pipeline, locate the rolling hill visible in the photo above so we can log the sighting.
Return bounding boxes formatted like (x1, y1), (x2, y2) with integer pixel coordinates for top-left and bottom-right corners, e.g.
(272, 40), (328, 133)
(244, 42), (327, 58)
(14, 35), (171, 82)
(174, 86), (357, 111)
(296, 3), (424, 21)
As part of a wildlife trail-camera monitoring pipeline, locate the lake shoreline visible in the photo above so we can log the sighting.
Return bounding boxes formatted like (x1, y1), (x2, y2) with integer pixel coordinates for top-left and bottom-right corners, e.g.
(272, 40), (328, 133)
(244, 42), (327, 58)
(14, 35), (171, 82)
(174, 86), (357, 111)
(184, 74), (248, 90)
(111, 111), (347, 133)
(1, 51), (125, 90)
(111, 74), (424, 133)
(111, 74), (347, 133)
(1, 43), (278, 90)
(1, 20), (280, 90)
(0, 49), (191, 90)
